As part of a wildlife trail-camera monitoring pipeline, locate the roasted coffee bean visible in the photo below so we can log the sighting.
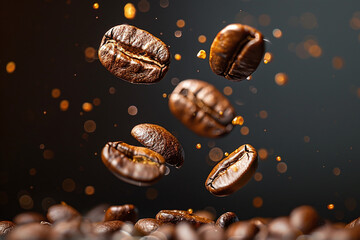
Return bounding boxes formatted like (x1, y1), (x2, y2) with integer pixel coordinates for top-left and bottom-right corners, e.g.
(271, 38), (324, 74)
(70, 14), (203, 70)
(92, 220), (124, 236)
(268, 217), (301, 240)
(51, 219), (84, 240)
(0, 221), (15, 239)
(104, 204), (138, 223)
(84, 203), (110, 223)
(209, 24), (264, 81)
(7, 223), (51, 240)
(168, 79), (235, 138)
(99, 24), (170, 84)
(134, 218), (162, 235)
(346, 217), (360, 229)
(289, 205), (319, 234)
(156, 210), (214, 228)
(148, 224), (175, 240)
(226, 221), (259, 240)
(101, 141), (166, 186)
(216, 212), (239, 229)
(13, 212), (46, 225)
(175, 222), (199, 240)
(47, 203), (81, 223)
(131, 124), (185, 168)
(197, 224), (225, 240)
(194, 211), (216, 221)
(205, 144), (258, 196)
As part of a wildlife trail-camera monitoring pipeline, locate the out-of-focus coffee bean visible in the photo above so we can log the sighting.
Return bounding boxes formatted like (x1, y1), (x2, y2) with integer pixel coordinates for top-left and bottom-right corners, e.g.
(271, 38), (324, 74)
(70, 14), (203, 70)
(13, 212), (46, 225)
(47, 203), (81, 223)
(7, 223), (51, 240)
(226, 221), (259, 240)
(104, 204), (138, 223)
(134, 218), (162, 235)
(216, 212), (239, 229)
(289, 205), (319, 234)
(268, 217), (301, 240)
(175, 222), (199, 240)
(197, 224), (225, 240)
(84, 203), (110, 222)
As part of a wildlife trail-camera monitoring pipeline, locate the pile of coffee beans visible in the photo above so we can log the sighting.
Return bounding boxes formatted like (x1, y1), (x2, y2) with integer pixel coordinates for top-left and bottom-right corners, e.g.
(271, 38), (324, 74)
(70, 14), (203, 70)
(1, 203), (360, 239)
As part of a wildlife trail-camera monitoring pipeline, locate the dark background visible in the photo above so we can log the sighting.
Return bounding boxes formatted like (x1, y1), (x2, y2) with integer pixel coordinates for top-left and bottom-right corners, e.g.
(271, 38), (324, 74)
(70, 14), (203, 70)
(1, 0), (360, 223)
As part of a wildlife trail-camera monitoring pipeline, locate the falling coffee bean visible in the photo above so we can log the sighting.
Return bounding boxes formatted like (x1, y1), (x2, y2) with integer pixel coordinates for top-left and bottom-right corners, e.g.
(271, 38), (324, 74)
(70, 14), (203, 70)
(156, 210), (214, 228)
(101, 141), (166, 186)
(205, 144), (258, 196)
(99, 24), (170, 84)
(168, 79), (235, 138)
(216, 212), (239, 229)
(289, 205), (320, 234)
(209, 23), (264, 81)
(104, 204), (138, 223)
(131, 123), (185, 168)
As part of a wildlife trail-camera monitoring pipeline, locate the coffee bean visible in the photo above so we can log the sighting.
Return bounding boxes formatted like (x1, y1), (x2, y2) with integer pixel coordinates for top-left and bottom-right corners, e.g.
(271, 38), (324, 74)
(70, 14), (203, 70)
(168, 79), (235, 138)
(46, 203), (81, 223)
(51, 219), (84, 240)
(13, 212), (45, 225)
(148, 224), (175, 240)
(268, 217), (301, 240)
(209, 24), (264, 81)
(216, 212), (239, 229)
(99, 24), (170, 84)
(225, 221), (259, 240)
(104, 204), (138, 223)
(197, 224), (225, 240)
(92, 220), (125, 236)
(194, 211), (216, 221)
(156, 210), (214, 228)
(101, 141), (166, 186)
(289, 205), (319, 234)
(131, 123), (185, 168)
(346, 217), (360, 229)
(205, 144), (258, 196)
(176, 222), (199, 240)
(7, 223), (51, 240)
(134, 218), (162, 235)
(84, 203), (110, 222)
(0, 221), (15, 239)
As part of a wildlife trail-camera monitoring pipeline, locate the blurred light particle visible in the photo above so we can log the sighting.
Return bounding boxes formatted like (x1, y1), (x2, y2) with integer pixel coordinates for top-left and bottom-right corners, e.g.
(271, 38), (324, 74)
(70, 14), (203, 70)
(350, 12), (360, 30)
(85, 47), (96, 62)
(327, 204), (335, 210)
(197, 50), (207, 59)
(277, 162), (287, 173)
(162, 93), (167, 98)
(41, 197), (56, 211)
(224, 152), (229, 157)
(84, 120), (96, 133)
(357, 88), (360, 98)
(19, 195), (34, 210)
(43, 149), (54, 160)
(333, 167), (341, 176)
(92, 3), (99, 9)
(6, 61), (16, 73)
(29, 168), (37, 176)
(176, 19), (185, 28)
(258, 14), (271, 26)
(85, 186), (95, 195)
(300, 12), (318, 29)
(276, 156), (282, 162)
(93, 98), (101, 106)
(39, 144), (45, 149)
(209, 147), (223, 162)
(187, 208), (193, 214)
(171, 77), (180, 86)
(332, 57), (344, 70)
(138, 0), (150, 13)
(174, 30), (182, 38)
(62, 178), (76, 192)
(253, 197), (263, 208)
(254, 172), (263, 181)
(0, 192), (8, 205)
(60, 100), (69, 111)
(196, 143), (202, 149)
(249, 86), (257, 94)
(124, 3), (136, 19)
(51, 88), (61, 98)
(275, 72), (288, 86)
(109, 87), (116, 94)
(304, 136), (310, 143)
(272, 29), (282, 38)
(263, 52), (272, 64)
(240, 126), (249, 135)
(308, 45), (322, 58)
(159, 0), (169, 8)
(146, 188), (158, 200)
(246, 75), (252, 81)
(198, 35), (207, 43)
(345, 198), (357, 211)
(221, 86), (232, 96)
(232, 116), (244, 126)
(82, 102), (93, 112)
(43, 111), (47, 115)
(258, 148), (268, 160)
(208, 141), (215, 148)
(235, 11), (256, 26)
(174, 54), (182, 61)
(259, 110), (268, 119)
(128, 105), (138, 116)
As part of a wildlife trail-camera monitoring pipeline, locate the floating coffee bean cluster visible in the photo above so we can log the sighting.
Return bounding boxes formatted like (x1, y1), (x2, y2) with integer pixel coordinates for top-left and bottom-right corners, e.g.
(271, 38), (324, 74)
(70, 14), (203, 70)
(2, 203), (360, 240)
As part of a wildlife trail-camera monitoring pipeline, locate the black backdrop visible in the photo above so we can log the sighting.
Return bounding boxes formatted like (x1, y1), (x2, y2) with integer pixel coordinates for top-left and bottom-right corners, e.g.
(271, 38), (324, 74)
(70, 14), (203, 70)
(1, 0), (360, 223)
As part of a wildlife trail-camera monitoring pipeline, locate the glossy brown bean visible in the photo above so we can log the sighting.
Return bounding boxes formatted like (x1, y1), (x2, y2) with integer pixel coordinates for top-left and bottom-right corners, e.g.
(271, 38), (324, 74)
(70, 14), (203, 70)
(289, 205), (319, 234)
(46, 203), (81, 223)
(131, 123), (185, 168)
(205, 144), (258, 196)
(0, 221), (15, 239)
(216, 212), (239, 229)
(134, 218), (163, 235)
(209, 24), (264, 81)
(92, 220), (124, 236)
(156, 210), (214, 228)
(104, 204), (138, 223)
(101, 141), (166, 186)
(168, 79), (235, 138)
(99, 24), (170, 84)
